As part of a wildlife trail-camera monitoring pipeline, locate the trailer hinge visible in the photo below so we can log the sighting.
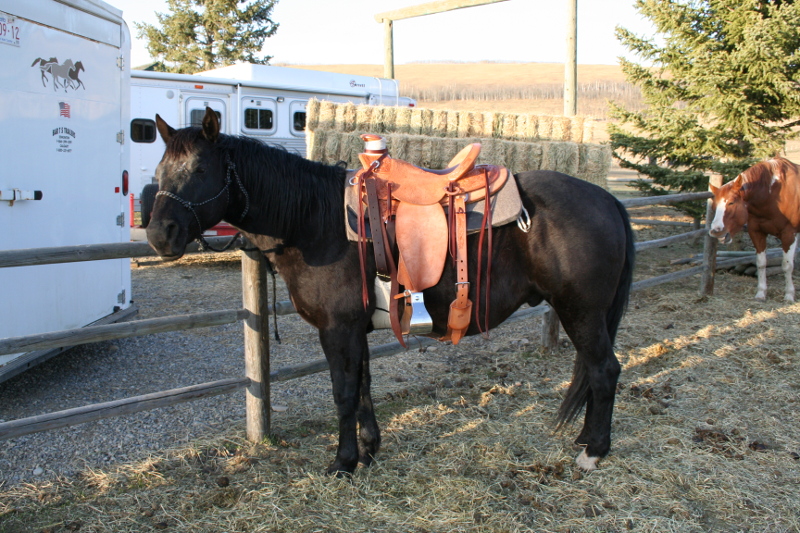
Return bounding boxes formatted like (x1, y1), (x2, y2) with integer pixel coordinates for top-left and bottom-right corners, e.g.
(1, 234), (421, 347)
(116, 130), (124, 144)
(117, 290), (126, 304)
(116, 213), (125, 226)
(116, 56), (125, 70)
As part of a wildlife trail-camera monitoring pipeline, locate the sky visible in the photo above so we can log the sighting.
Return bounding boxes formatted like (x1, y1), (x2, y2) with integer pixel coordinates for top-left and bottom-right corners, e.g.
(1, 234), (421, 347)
(105, 0), (655, 68)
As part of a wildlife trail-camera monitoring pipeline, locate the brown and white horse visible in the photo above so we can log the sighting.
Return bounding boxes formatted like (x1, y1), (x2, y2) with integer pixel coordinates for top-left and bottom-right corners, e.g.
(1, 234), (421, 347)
(709, 157), (800, 302)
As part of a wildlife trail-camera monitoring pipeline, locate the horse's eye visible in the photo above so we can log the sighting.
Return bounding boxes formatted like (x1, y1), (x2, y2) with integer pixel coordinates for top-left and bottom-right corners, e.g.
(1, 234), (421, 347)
(196, 167), (206, 174)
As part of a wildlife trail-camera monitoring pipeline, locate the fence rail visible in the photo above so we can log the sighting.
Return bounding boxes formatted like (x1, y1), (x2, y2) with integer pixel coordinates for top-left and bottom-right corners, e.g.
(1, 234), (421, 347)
(0, 189), (718, 444)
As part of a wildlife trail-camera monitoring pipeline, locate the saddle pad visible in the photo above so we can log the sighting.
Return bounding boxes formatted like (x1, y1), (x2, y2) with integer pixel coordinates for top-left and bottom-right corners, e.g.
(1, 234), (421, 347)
(344, 172), (524, 242)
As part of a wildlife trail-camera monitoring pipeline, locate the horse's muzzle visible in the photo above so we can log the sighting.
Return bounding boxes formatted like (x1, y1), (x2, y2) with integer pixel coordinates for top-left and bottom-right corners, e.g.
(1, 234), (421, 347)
(146, 219), (188, 260)
(708, 229), (732, 245)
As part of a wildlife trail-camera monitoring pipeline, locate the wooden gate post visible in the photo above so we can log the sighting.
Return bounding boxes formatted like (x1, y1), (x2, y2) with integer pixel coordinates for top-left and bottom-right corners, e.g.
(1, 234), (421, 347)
(542, 306), (560, 350)
(700, 174), (723, 296)
(241, 247), (270, 442)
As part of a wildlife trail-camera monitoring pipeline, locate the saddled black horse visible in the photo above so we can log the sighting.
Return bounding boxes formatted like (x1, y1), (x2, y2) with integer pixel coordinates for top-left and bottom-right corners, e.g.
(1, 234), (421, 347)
(147, 107), (635, 475)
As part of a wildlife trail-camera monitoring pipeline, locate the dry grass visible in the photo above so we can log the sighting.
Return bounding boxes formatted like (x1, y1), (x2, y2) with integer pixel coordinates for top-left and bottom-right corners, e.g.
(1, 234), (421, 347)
(2, 201), (800, 531)
(280, 62), (643, 123)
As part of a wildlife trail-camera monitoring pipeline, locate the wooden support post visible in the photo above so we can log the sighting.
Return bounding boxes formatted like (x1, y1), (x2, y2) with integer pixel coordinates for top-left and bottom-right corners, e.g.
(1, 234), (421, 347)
(383, 19), (394, 79)
(700, 175), (723, 296)
(542, 306), (560, 350)
(564, 0), (578, 116)
(241, 247), (270, 442)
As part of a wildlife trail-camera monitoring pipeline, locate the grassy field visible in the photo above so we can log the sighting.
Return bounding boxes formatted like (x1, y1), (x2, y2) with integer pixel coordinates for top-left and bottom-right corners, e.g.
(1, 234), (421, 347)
(280, 62), (643, 123)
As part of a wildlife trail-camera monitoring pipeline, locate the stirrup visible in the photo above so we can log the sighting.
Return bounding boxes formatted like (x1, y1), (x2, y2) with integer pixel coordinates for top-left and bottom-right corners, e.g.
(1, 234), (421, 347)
(401, 291), (433, 335)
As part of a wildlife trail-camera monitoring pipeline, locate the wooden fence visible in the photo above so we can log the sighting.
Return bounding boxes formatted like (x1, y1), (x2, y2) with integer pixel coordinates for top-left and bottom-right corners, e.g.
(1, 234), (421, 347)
(1, 184), (765, 444)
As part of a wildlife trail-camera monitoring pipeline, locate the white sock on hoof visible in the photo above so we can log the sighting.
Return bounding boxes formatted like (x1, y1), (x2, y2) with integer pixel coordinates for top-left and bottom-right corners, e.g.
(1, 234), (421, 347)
(576, 449), (599, 472)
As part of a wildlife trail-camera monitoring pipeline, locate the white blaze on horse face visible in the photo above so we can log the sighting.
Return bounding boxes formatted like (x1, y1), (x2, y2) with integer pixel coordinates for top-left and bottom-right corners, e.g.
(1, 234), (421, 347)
(710, 198), (728, 235)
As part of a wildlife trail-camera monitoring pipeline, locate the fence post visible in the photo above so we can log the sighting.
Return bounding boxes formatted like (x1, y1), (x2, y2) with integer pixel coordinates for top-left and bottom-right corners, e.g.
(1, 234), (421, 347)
(241, 247), (270, 442)
(542, 306), (559, 350)
(700, 174), (723, 296)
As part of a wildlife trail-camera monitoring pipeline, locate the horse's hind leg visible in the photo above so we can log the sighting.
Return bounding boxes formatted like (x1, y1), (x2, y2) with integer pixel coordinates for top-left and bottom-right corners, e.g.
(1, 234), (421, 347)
(357, 352), (381, 466)
(557, 316), (621, 471)
(319, 327), (378, 475)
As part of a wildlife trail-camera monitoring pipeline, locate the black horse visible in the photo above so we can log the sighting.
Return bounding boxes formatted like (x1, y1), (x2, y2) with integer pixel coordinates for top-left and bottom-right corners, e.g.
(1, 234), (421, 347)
(147, 107), (635, 475)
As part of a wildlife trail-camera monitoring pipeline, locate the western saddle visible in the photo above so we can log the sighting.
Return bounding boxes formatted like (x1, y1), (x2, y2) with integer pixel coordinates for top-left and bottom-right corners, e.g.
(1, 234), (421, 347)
(351, 134), (509, 346)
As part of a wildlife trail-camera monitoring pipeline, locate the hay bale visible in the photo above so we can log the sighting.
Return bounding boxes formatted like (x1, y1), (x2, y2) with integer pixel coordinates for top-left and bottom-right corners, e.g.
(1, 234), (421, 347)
(374, 107), (397, 133)
(410, 109), (425, 135)
(501, 114), (517, 139)
(541, 141), (579, 175)
(524, 115), (539, 140)
(305, 129), (323, 161)
(570, 116), (586, 143)
(389, 134), (411, 162)
(324, 132), (342, 163)
(419, 109), (434, 136)
(305, 99), (321, 132)
(317, 101), (337, 131)
(355, 106), (373, 132)
(340, 102), (357, 132)
(395, 107), (413, 135)
(576, 144), (612, 189)
(482, 112), (496, 138)
(446, 111), (460, 137)
(341, 133), (363, 168)
(538, 116), (554, 140)
(432, 110), (448, 137)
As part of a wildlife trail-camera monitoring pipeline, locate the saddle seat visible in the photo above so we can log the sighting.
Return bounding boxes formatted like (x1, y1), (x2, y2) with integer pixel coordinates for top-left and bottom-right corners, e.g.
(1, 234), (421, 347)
(352, 134), (511, 346)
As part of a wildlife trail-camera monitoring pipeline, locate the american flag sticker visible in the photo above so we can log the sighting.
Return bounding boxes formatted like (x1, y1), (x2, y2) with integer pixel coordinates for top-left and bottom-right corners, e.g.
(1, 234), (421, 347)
(59, 101), (70, 118)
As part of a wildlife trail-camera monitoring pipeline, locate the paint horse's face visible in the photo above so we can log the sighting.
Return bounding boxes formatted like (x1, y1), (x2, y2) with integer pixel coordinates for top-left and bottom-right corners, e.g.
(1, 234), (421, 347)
(708, 177), (748, 244)
(146, 108), (227, 260)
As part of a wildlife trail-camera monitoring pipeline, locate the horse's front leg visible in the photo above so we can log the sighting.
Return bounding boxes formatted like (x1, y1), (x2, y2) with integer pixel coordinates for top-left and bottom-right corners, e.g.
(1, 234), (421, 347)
(319, 326), (379, 476)
(755, 251), (768, 301)
(781, 234), (798, 303)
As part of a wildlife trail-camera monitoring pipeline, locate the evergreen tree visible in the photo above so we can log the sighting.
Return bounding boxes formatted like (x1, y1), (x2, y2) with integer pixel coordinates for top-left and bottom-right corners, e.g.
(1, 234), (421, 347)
(610, 0), (800, 216)
(135, 0), (279, 74)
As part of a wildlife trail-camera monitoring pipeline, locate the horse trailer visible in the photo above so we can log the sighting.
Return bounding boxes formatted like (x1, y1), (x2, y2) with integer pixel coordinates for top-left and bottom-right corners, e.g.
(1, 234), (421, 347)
(0, 0), (134, 382)
(129, 64), (415, 230)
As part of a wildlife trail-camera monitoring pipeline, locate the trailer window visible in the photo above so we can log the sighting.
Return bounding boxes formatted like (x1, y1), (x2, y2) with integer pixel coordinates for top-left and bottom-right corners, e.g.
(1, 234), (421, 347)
(293, 111), (306, 132)
(189, 109), (222, 127)
(131, 119), (156, 143)
(244, 108), (274, 130)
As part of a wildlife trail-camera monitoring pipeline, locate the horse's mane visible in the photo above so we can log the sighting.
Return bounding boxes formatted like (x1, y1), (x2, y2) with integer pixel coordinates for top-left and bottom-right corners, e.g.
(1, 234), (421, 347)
(169, 128), (347, 240)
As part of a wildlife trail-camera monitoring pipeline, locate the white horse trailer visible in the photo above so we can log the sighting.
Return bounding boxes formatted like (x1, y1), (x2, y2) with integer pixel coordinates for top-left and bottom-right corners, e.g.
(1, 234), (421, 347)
(129, 64), (415, 230)
(0, 0), (134, 382)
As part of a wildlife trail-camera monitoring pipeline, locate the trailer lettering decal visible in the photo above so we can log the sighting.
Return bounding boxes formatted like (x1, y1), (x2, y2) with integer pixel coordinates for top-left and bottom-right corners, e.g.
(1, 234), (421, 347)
(32, 57), (86, 93)
(53, 127), (76, 153)
(349, 80), (366, 88)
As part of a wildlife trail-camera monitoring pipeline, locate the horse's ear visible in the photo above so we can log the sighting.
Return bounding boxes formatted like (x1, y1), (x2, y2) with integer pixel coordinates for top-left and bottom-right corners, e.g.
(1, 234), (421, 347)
(709, 183), (719, 196)
(731, 174), (744, 193)
(155, 114), (175, 144)
(201, 107), (220, 143)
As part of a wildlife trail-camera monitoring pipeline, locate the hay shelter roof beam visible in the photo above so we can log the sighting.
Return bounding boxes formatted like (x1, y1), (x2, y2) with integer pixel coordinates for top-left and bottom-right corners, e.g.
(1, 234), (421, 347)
(374, 0), (509, 22)
(374, 0), (509, 79)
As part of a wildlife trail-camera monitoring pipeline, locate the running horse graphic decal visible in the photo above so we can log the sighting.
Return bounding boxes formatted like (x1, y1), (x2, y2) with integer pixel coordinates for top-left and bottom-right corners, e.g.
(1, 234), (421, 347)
(31, 58), (86, 92)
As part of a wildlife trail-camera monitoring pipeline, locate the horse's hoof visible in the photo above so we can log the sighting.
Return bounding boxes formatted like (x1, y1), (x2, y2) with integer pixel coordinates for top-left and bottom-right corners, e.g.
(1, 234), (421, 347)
(358, 454), (375, 467)
(755, 295), (767, 302)
(575, 449), (599, 472)
(325, 465), (355, 478)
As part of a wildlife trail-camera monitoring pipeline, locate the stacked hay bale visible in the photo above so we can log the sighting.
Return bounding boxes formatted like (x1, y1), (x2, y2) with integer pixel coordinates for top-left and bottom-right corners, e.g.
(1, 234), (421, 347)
(305, 99), (611, 189)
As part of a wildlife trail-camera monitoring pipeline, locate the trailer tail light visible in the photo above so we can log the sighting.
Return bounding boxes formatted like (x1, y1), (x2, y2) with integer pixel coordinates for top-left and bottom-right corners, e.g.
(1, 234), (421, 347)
(194, 84), (203, 89)
(121, 170), (129, 195)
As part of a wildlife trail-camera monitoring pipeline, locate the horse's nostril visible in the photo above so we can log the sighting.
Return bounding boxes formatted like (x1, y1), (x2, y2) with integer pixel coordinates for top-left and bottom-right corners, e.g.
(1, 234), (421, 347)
(165, 221), (179, 243)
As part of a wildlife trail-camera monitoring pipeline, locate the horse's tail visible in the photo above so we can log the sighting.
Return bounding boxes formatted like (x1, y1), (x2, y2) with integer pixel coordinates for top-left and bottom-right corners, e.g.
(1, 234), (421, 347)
(605, 198), (635, 341)
(556, 198), (635, 429)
